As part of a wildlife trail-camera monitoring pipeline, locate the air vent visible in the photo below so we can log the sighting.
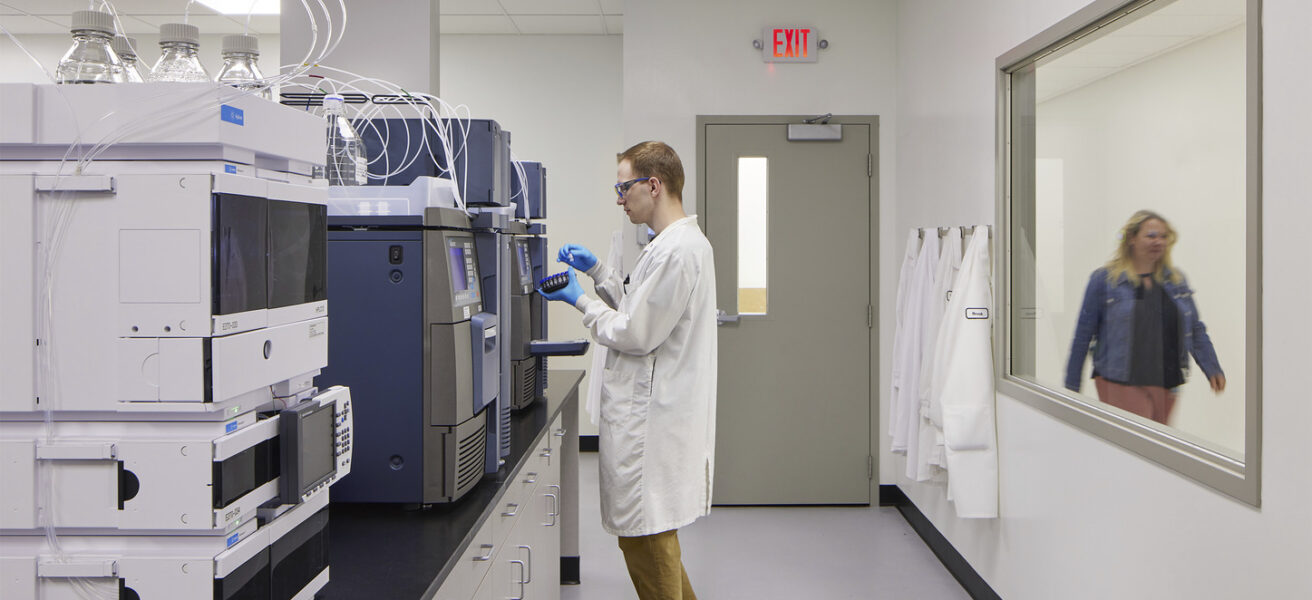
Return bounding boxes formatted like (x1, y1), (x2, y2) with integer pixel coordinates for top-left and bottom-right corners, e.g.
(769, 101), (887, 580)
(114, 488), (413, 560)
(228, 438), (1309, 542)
(455, 419), (487, 495)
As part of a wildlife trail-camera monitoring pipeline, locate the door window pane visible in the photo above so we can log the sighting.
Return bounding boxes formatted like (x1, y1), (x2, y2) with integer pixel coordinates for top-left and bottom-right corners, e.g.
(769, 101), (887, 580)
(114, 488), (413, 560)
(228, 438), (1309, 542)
(738, 157), (768, 315)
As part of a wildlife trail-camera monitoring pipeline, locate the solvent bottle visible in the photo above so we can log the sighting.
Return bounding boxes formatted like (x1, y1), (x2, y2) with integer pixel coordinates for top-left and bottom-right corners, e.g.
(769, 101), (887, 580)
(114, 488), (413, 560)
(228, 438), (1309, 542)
(55, 10), (123, 84)
(215, 34), (271, 100)
(323, 94), (368, 186)
(148, 23), (210, 83)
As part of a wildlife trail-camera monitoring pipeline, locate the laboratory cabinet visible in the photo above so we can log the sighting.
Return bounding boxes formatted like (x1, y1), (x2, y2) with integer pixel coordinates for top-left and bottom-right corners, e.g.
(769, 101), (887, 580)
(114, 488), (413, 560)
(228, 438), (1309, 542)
(462, 410), (563, 600)
(321, 371), (580, 599)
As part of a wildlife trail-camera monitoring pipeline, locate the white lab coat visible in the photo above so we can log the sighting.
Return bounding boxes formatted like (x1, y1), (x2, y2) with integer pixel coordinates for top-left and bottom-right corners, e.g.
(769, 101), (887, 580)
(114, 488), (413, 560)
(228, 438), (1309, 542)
(584, 230), (626, 426)
(572, 215), (718, 537)
(888, 230), (921, 450)
(913, 227), (962, 481)
(891, 233), (937, 455)
(927, 227), (998, 518)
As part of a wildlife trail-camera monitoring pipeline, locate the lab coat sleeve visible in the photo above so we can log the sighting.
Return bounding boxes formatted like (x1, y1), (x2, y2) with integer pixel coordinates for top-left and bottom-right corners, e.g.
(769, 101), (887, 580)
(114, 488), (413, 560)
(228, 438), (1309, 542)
(1065, 271), (1105, 392)
(587, 260), (626, 310)
(575, 252), (697, 356)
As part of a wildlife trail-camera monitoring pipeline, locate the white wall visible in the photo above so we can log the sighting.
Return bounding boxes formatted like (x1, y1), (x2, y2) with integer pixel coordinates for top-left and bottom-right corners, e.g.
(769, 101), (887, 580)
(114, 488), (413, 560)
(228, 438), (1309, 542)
(892, 0), (1312, 598)
(623, 0), (899, 238)
(440, 34), (623, 436)
(0, 34), (281, 84)
(622, 0), (899, 483)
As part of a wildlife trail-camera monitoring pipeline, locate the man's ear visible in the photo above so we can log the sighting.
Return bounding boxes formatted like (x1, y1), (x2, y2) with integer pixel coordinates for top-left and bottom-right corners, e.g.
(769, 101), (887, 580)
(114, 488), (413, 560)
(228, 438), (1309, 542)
(648, 177), (662, 198)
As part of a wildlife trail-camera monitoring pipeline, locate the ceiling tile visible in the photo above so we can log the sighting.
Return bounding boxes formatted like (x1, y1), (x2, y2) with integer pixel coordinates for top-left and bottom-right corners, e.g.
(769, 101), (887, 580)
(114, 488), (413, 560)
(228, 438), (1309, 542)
(603, 15), (621, 34)
(0, 14), (67, 34)
(1115, 13), (1244, 38)
(440, 15), (519, 35)
(440, 0), (506, 16)
(128, 14), (248, 35)
(117, 15), (163, 35)
(1154, 0), (1246, 18)
(234, 15), (279, 35)
(510, 14), (603, 35)
(498, 0), (600, 16)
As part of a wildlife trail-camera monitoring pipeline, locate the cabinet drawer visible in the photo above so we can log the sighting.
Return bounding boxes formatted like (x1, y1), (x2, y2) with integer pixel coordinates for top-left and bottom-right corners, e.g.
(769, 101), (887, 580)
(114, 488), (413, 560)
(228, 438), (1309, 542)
(494, 471), (536, 549)
(433, 515), (495, 600)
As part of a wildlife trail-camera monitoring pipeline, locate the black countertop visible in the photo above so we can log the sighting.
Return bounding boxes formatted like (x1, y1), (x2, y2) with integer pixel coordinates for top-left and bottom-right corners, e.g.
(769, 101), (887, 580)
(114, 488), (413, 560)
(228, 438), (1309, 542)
(320, 370), (584, 599)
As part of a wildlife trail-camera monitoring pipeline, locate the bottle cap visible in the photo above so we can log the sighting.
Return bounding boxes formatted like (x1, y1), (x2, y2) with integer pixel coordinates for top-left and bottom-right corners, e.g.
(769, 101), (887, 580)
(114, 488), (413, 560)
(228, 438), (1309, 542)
(159, 23), (200, 45)
(71, 10), (115, 35)
(111, 35), (139, 58)
(323, 94), (345, 111)
(222, 34), (260, 56)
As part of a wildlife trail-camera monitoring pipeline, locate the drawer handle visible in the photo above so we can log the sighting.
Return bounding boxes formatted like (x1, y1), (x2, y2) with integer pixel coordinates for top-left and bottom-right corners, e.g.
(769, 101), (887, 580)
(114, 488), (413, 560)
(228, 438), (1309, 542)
(543, 492), (558, 527)
(519, 544), (533, 584)
(523, 472), (538, 484)
(553, 428), (566, 438)
(510, 559), (526, 600)
(472, 543), (493, 562)
(502, 503), (520, 517)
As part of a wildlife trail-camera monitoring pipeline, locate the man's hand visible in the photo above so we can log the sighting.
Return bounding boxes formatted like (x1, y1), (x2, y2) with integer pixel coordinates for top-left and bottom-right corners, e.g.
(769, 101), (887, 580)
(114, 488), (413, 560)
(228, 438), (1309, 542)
(539, 268), (584, 305)
(557, 244), (597, 272)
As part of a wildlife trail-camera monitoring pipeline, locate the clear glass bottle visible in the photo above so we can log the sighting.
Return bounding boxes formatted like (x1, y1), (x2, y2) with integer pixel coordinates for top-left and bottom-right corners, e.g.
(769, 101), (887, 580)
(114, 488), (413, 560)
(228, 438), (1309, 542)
(110, 36), (145, 83)
(55, 10), (123, 84)
(215, 34), (271, 100)
(148, 23), (210, 83)
(323, 94), (369, 186)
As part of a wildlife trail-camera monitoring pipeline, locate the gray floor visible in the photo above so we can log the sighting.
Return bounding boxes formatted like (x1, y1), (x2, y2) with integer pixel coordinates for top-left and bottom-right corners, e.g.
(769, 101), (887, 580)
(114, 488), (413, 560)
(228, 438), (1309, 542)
(562, 452), (971, 600)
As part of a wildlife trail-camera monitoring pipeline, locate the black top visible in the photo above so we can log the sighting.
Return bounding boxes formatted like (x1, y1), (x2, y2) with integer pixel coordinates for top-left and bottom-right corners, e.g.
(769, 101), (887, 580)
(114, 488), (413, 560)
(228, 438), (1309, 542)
(1125, 276), (1183, 388)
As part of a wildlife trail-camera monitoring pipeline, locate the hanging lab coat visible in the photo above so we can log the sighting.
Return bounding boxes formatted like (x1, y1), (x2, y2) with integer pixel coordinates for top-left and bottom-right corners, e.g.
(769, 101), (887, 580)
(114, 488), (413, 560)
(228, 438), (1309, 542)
(572, 215), (718, 537)
(888, 230), (921, 450)
(927, 227), (998, 518)
(913, 227), (962, 481)
(891, 233), (937, 454)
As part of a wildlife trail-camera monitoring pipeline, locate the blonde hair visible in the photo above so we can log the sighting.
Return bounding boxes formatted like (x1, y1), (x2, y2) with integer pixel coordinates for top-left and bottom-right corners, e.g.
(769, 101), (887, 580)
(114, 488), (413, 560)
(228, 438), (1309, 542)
(618, 141), (685, 200)
(1105, 209), (1182, 285)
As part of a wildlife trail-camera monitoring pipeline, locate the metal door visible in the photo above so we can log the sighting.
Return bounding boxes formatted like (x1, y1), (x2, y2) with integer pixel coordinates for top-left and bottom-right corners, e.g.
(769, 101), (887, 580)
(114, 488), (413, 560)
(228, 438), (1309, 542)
(701, 118), (875, 504)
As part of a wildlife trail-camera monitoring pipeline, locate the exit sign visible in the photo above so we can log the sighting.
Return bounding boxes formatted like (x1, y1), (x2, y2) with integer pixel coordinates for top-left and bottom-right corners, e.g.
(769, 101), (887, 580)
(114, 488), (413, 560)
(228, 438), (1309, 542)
(762, 27), (818, 63)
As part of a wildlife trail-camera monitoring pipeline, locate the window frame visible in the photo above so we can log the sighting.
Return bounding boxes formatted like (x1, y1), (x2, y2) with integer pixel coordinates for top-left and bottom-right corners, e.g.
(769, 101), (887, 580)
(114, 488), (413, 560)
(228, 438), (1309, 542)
(993, 0), (1263, 505)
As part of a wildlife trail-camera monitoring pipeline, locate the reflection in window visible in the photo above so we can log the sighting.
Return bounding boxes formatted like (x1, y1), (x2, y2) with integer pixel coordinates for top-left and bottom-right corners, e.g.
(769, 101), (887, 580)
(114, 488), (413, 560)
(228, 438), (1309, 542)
(1007, 0), (1247, 458)
(737, 157), (768, 315)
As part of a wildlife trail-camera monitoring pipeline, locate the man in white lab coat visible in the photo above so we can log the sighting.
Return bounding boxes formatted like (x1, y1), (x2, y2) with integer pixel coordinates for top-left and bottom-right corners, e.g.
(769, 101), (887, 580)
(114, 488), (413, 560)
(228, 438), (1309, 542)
(539, 141), (718, 600)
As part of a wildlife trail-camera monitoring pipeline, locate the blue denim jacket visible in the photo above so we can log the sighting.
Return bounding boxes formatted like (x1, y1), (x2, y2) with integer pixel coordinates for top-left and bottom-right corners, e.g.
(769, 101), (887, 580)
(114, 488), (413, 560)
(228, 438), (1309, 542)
(1064, 267), (1223, 391)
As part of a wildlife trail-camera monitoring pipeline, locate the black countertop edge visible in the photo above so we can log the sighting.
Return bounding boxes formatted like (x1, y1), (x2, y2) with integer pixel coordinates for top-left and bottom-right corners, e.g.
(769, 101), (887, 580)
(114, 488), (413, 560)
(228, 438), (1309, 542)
(323, 370), (583, 600)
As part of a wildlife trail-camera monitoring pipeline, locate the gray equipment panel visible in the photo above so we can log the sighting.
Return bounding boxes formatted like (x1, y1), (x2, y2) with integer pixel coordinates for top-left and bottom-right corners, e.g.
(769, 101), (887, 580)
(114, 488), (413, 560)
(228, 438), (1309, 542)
(423, 409), (488, 503)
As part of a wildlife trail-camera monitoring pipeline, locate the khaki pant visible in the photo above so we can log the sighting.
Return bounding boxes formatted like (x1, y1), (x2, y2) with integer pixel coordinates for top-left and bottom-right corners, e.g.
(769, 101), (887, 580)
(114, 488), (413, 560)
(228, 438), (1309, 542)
(1094, 376), (1177, 425)
(616, 530), (697, 600)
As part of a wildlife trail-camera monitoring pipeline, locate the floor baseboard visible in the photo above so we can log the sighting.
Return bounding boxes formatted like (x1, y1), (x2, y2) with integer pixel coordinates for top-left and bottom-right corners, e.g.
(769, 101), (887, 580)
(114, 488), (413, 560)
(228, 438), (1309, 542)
(878, 485), (1002, 600)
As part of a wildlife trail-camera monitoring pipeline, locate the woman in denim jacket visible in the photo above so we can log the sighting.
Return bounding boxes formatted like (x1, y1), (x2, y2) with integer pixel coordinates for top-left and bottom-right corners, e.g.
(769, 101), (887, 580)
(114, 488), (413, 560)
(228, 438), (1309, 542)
(1065, 210), (1225, 424)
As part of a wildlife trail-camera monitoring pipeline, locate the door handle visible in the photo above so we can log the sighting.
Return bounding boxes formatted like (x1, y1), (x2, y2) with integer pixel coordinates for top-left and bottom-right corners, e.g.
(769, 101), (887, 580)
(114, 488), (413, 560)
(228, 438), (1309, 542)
(716, 309), (739, 325)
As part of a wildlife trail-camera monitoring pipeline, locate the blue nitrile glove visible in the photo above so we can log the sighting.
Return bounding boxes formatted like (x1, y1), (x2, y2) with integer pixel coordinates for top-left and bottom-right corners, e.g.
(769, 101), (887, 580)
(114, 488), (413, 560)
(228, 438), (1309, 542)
(557, 244), (597, 272)
(539, 268), (584, 305)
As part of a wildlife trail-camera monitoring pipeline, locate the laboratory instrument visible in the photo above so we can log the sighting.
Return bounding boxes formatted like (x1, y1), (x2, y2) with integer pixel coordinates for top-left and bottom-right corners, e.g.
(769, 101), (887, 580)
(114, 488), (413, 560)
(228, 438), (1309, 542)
(0, 490), (332, 600)
(320, 180), (498, 504)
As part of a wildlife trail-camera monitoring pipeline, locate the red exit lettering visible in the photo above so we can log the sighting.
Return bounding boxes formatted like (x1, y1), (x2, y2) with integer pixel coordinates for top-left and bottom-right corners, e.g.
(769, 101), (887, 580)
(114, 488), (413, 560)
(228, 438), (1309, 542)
(772, 28), (812, 59)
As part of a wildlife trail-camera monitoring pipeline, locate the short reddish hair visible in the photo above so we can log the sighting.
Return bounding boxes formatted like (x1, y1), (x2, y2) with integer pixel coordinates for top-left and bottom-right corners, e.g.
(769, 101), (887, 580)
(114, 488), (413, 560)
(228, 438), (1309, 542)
(618, 141), (684, 200)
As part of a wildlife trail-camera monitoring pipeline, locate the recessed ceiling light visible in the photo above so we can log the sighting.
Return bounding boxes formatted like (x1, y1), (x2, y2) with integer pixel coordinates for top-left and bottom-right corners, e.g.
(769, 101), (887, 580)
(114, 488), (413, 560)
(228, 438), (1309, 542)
(197, 0), (280, 15)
